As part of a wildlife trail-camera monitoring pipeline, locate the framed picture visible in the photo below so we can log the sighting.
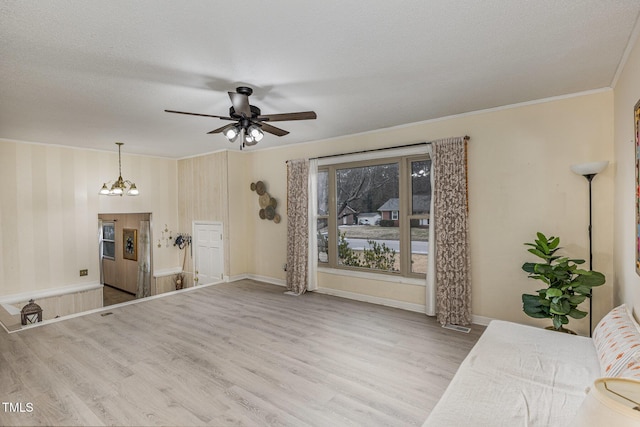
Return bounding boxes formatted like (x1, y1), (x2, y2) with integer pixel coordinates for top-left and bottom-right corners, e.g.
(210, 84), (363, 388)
(636, 99), (640, 275)
(123, 228), (138, 261)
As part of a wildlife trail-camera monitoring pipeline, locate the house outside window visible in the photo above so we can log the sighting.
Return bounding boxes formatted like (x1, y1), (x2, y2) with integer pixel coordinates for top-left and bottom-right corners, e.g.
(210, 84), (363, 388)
(318, 154), (430, 278)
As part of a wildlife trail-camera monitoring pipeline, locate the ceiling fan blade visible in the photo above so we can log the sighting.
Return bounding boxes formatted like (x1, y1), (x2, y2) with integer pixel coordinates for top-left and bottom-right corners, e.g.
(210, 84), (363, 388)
(257, 111), (317, 122)
(228, 92), (251, 117)
(207, 123), (235, 134)
(164, 109), (232, 120)
(259, 122), (289, 137)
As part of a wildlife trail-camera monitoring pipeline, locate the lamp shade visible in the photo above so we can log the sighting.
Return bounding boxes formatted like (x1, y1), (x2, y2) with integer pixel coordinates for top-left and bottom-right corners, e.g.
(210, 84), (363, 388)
(223, 125), (240, 142)
(570, 161), (609, 176)
(570, 378), (640, 427)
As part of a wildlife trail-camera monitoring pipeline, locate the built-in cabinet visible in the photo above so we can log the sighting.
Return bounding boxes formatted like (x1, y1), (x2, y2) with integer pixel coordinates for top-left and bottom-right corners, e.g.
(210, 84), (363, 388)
(99, 213), (151, 294)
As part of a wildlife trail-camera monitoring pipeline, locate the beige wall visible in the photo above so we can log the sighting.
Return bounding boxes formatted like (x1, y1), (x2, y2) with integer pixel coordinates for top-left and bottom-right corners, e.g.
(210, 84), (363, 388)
(0, 140), (179, 297)
(614, 35), (640, 313)
(177, 151), (230, 286)
(242, 91), (615, 335)
(227, 150), (252, 277)
(176, 150), (253, 281)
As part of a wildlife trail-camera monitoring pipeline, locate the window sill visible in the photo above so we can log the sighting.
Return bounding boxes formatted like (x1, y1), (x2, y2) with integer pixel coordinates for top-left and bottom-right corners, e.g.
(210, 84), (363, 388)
(317, 267), (426, 286)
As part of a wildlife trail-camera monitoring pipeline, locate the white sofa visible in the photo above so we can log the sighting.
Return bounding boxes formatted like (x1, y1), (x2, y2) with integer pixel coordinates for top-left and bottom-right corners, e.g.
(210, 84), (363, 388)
(424, 305), (640, 426)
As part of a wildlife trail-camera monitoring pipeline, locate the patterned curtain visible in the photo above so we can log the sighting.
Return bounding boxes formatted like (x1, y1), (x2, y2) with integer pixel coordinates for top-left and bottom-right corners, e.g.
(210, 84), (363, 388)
(136, 220), (152, 298)
(98, 219), (104, 288)
(286, 159), (310, 294)
(432, 137), (471, 326)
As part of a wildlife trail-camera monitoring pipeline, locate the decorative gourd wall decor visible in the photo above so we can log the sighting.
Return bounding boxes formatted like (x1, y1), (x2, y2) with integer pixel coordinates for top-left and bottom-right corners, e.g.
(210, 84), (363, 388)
(250, 181), (280, 223)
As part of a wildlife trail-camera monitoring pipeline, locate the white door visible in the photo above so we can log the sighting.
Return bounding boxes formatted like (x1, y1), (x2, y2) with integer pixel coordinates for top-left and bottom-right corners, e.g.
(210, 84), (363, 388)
(193, 222), (223, 285)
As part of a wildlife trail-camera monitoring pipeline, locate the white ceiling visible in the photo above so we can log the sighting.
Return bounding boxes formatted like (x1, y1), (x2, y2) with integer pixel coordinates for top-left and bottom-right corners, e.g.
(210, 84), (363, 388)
(1, 1), (639, 158)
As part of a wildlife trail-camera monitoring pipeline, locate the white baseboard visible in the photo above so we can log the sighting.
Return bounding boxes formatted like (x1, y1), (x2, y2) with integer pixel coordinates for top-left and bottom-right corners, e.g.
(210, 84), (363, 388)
(227, 274), (249, 282)
(227, 274), (494, 326)
(315, 287), (427, 313)
(471, 314), (493, 326)
(240, 274), (286, 287)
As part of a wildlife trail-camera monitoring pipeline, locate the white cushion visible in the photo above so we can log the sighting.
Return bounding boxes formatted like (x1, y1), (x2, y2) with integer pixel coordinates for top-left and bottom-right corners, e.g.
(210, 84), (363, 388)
(423, 320), (599, 427)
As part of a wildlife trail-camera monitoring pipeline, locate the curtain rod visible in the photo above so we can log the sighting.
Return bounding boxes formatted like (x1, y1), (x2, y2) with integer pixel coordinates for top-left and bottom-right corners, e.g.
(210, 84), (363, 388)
(286, 135), (469, 163)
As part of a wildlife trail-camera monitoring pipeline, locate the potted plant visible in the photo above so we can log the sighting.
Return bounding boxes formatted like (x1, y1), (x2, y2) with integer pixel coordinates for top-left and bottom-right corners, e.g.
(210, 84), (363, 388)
(521, 232), (605, 332)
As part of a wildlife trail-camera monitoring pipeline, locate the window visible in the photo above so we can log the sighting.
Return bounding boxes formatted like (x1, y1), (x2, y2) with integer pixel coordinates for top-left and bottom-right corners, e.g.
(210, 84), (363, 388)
(102, 222), (115, 260)
(318, 154), (430, 278)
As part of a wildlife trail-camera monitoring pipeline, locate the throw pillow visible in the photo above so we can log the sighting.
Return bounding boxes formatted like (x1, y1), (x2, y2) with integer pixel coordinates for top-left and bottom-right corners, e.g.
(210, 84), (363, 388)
(592, 304), (640, 377)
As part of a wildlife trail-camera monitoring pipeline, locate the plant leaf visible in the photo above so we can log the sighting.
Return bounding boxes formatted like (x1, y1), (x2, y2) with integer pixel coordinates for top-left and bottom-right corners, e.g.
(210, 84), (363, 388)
(568, 294), (587, 305)
(572, 285), (592, 295)
(546, 288), (563, 298)
(528, 248), (548, 259)
(537, 237), (549, 253)
(550, 299), (571, 315)
(579, 271), (606, 287)
(568, 308), (588, 319)
(522, 294), (550, 318)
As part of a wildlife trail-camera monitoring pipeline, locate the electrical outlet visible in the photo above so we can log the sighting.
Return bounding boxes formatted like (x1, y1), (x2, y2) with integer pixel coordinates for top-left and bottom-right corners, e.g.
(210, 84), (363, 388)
(79, 269), (88, 276)
(283, 263), (287, 271)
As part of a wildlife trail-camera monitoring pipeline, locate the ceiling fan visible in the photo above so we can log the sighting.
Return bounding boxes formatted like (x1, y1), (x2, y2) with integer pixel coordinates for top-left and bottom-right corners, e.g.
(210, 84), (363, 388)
(165, 86), (317, 149)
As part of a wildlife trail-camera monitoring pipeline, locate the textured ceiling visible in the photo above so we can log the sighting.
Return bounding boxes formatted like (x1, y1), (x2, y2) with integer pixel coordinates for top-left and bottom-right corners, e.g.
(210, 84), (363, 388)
(1, 0), (639, 158)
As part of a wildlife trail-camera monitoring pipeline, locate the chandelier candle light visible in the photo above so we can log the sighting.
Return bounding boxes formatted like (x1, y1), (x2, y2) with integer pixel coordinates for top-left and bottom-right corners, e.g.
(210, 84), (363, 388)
(99, 142), (139, 196)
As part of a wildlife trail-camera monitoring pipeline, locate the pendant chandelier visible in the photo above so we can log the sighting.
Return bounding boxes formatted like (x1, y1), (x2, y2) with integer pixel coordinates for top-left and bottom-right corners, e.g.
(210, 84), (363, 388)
(99, 142), (139, 196)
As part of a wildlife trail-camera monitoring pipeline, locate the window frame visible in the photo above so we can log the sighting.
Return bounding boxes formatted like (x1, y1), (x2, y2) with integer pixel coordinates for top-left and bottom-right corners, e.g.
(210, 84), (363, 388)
(318, 153), (429, 279)
(405, 157), (431, 276)
(316, 169), (330, 265)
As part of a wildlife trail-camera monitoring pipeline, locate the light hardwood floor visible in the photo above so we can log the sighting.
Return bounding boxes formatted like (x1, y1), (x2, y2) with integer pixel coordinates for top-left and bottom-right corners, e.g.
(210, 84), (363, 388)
(0, 280), (485, 426)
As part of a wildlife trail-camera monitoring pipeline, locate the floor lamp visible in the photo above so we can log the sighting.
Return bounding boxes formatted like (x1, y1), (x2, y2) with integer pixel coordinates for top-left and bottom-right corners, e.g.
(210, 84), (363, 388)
(570, 160), (609, 337)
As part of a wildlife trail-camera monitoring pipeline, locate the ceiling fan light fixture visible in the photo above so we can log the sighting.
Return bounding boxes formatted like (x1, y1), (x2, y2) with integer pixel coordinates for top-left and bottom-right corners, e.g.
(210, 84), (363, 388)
(223, 125), (240, 142)
(248, 124), (263, 142)
(244, 129), (259, 146)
